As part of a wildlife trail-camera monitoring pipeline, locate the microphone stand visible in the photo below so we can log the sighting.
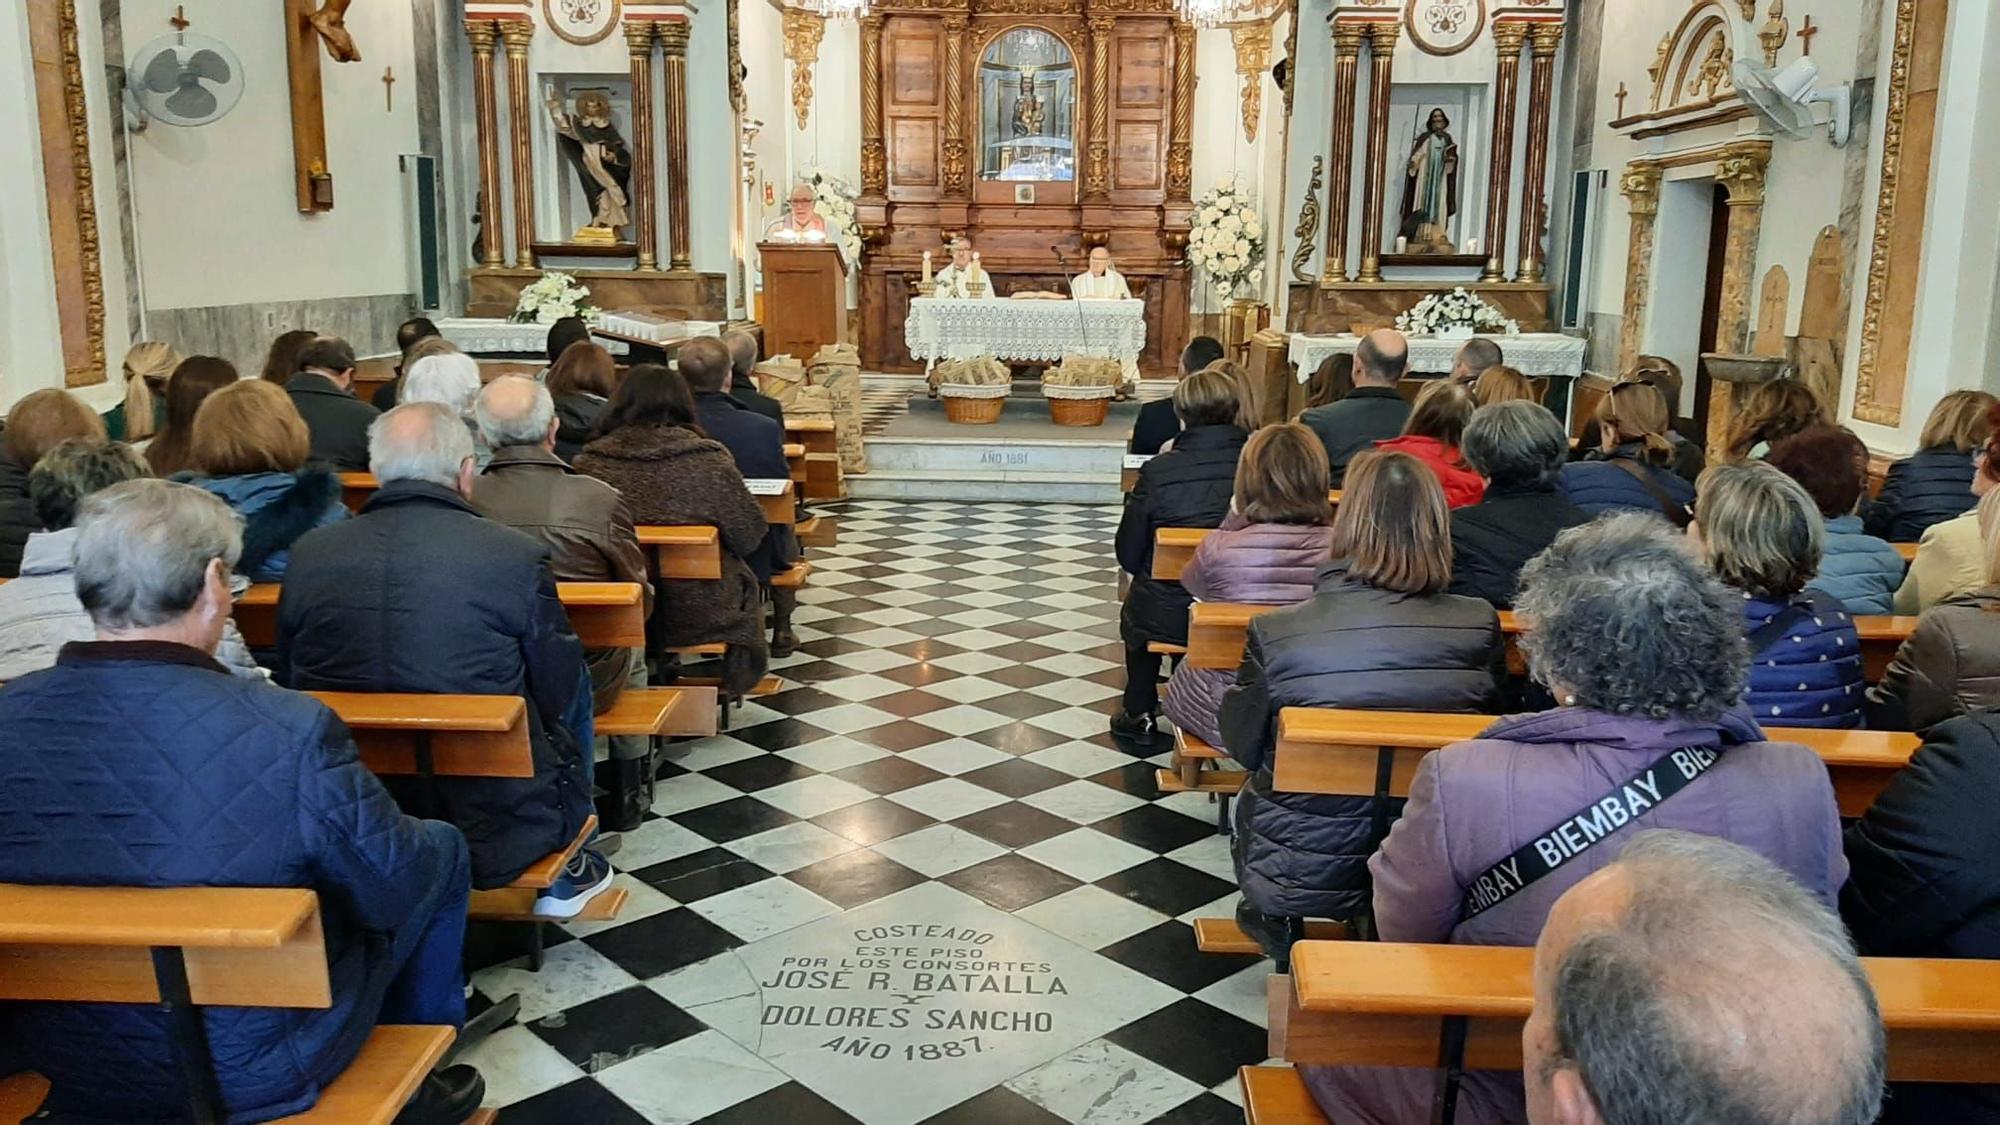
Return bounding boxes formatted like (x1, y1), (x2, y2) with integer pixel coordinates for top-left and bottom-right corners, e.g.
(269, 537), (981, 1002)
(1053, 245), (1092, 360)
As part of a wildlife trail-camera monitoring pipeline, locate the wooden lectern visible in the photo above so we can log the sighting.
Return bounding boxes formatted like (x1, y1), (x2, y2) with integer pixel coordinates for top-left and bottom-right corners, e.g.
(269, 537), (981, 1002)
(760, 242), (848, 359)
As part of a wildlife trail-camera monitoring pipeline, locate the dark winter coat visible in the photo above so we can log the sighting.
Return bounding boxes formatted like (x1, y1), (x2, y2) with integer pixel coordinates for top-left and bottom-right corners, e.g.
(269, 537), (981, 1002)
(1843, 711), (2000, 1124)
(695, 390), (799, 584)
(1558, 442), (1695, 519)
(1863, 445), (1980, 542)
(1130, 398), (1180, 457)
(575, 424), (770, 693)
(731, 372), (786, 426)
(286, 371), (380, 473)
(552, 392), (608, 464)
(0, 641), (466, 1123)
(1216, 562), (1504, 921)
(181, 467), (348, 583)
(1161, 516), (1331, 747)
(1741, 588), (1865, 728)
(1867, 589), (2000, 733)
(275, 480), (592, 888)
(0, 454), (32, 579)
(1573, 419), (1705, 484)
(1299, 386), (1412, 487)
(1448, 482), (1592, 608)
(1115, 424), (1248, 646)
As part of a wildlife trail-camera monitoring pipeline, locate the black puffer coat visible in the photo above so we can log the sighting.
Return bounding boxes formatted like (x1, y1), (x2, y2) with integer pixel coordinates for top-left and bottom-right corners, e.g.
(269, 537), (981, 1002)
(1863, 446), (1980, 542)
(1114, 424), (1248, 645)
(1217, 562), (1505, 921)
(1447, 482), (1591, 609)
(0, 455), (33, 579)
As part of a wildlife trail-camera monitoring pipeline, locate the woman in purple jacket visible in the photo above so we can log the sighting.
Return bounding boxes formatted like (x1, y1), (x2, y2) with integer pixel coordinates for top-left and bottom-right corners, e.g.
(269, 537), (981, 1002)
(1305, 512), (1848, 1125)
(1162, 423), (1334, 748)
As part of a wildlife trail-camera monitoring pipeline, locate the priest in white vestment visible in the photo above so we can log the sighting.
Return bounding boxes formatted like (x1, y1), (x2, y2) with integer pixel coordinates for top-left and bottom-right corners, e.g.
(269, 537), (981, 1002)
(932, 238), (988, 298)
(1069, 247), (1132, 300)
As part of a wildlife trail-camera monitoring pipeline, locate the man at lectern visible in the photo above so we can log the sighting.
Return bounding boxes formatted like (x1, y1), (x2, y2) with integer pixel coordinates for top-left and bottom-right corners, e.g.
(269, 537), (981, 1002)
(933, 237), (988, 298)
(766, 183), (829, 242)
(1070, 246), (1131, 300)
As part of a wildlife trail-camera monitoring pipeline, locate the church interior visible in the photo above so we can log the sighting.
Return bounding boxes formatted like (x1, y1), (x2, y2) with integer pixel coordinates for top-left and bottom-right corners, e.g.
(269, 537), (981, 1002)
(3, 0), (2000, 1121)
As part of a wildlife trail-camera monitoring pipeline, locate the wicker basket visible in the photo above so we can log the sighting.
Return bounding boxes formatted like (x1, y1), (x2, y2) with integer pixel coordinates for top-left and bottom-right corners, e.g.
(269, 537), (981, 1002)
(938, 385), (1009, 424)
(1048, 396), (1111, 427)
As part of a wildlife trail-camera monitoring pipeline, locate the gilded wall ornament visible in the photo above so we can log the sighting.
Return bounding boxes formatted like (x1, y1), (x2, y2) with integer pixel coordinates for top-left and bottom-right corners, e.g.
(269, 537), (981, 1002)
(782, 8), (824, 131)
(1231, 22), (1271, 142)
(544, 0), (622, 45)
(1289, 154), (1322, 283)
(1404, 0), (1484, 56)
(1853, 0), (1920, 426)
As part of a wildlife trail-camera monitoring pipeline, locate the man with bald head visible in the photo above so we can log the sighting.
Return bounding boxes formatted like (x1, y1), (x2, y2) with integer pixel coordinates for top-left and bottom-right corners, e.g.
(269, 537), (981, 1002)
(1299, 327), (1413, 487)
(1524, 830), (1885, 1125)
(1450, 337), (1504, 383)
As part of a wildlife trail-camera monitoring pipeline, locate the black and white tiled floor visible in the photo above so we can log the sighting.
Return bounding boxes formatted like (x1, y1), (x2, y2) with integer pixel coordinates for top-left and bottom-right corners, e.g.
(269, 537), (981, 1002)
(466, 499), (1272, 1123)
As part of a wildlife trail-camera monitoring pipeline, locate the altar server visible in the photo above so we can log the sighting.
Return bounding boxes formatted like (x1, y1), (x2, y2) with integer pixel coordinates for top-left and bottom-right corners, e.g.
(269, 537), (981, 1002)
(933, 237), (988, 298)
(1070, 247), (1132, 300)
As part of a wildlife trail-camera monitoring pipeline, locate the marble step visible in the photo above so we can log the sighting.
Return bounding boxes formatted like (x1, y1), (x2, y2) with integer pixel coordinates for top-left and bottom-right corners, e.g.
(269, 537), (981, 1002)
(862, 437), (1127, 475)
(846, 468), (1121, 504)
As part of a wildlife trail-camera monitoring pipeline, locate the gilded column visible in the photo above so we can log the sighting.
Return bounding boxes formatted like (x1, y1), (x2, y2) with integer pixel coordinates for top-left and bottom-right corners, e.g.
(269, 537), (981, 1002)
(625, 21), (659, 270)
(1321, 22), (1364, 283)
(1167, 20), (1196, 201)
(499, 19), (538, 268)
(467, 19), (504, 267)
(942, 15), (968, 196)
(1616, 160), (1663, 374)
(859, 15), (886, 199)
(1709, 141), (1773, 456)
(1085, 15), (1115, 201)
(1516, 22), (1563, 282)
(661, 20), (694, 271)
(1354, 21), (1398, 283)
(1480, 22), (1526, 282)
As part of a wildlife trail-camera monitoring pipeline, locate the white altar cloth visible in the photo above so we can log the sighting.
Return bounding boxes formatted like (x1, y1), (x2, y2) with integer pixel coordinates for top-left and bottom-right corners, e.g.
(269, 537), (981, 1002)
(1287, 332), (1586, 382)
(437, 317), (631, 357)
(905, 297), (1146, 369)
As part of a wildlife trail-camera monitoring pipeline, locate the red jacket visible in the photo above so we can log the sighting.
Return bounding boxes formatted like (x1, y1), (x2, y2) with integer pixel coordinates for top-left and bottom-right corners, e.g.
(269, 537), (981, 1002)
(1373, 434), (1486, 508)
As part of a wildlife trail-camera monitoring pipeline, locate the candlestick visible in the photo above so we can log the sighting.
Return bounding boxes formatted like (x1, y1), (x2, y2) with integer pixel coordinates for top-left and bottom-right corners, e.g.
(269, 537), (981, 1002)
(922, 251), (932, 287)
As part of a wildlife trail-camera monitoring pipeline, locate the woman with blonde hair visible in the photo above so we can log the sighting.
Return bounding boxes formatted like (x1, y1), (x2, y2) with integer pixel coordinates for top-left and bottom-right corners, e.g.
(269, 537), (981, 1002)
(1869, 486), (2000, 731)
(0, 389), (107, 577)
(144, 356), (239, 478)
(1865, 389), (1999, 540)
(1469, 365), (1539, 407)
(180, 379), (346, 582)
(1559, 380), (1695, 520)
(1162, 423), (1334, 748)
(1375, 378), (1484, 507)
(1723, 378), (1829, 460)
(1219, 448), (1503, 960)
(104, 341), (182, 442)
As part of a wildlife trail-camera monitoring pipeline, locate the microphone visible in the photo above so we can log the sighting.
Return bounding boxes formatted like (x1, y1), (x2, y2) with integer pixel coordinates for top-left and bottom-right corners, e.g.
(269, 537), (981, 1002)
(1054, 244), (1092, 358)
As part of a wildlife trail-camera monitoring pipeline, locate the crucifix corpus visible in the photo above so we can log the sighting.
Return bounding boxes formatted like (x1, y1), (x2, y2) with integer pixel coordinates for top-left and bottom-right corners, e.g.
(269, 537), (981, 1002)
(285, 0), (362, 213)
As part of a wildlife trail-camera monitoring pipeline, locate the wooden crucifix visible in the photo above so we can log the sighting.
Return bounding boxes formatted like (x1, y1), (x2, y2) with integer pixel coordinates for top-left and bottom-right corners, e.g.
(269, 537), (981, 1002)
(1614, 82), (1629, 118)
(1799, 13), (1819, 55)
(285, 0), (361, 213)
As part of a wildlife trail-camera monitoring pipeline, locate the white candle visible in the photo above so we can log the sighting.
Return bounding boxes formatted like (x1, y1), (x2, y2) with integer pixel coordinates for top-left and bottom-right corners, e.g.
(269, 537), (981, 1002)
(1395, 236), (1408, 254)
(1467, 238), (1481, 255)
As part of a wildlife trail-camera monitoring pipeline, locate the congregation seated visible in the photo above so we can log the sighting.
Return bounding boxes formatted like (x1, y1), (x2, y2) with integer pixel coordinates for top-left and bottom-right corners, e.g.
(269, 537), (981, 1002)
(402, 351), (491, 470)
(277, 403), (608, 909)
(178, 378), (347, 583)
(1306, 513), (1845, 1125)
(371, 315), (442, 411)
(1299, 351), (1352, 413)
(0, 439), (262, 681)
(1300, 329), (1411, 488)
(1724, 378), (1830, 461)
(1131, 335), (1222, 456)
(1469, 363), (1537, 407)
(1218, 450), (1503, 957)
(141, 354), (237, 477)
(286, 335), (380, 472)
(1447, 336), (1503, 383)
(1843, 711), (2000, 1122)
(1692, 462), (1864, 728)
(1864, 389), (1995, 541)
(1160, 423), (1332, 748)
(1113, 366), (1249, 741)
(473, 375), (656, 828)
(1894, 399), (2000, 613)
(546, 340), (619, 462)
(1374, 378), (1484, 508)
(1766, 425), (1906, 615)
(0, 387), (106, 577)
(0, 478), (482, 1123)
(103, 340), (177, 443)
(537, 316), (593, 382)
(1867, 487), (2000, 732)
(1559, 380), (1695, 520)
(1528, 831), (1884, 1125)
(1449, 401), (1589, 609)
(724, 328), (786, 425)
(259, 327), (318, 386)
(575, 363), (771, 695)
(1571, 356), (1705, 483)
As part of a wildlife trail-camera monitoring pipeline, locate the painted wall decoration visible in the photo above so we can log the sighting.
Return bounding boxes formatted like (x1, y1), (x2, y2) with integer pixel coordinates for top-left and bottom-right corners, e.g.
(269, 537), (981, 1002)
(543, 0), (622, 46)
(1405, 0), (1485, 56)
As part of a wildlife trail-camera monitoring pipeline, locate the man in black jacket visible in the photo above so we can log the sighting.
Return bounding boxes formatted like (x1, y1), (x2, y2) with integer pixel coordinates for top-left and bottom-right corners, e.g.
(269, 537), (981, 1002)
(723, 330), (786, 425)
(1130, 336), (1225, 457)
(1299, 329), (1412, 487)
(1450, 401), (1590, 608)
(278, 403), (609, 915)
(286, 335), (380, 472)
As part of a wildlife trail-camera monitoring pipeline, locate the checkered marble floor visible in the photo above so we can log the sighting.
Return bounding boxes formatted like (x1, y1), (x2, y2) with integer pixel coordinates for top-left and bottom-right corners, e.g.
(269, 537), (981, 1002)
(465, 499), (1271, 1124)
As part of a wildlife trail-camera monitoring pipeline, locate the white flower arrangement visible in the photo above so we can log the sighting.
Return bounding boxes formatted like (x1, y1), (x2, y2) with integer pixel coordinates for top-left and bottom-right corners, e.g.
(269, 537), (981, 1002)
(1186, 177), (1266, 302)
(510, 270), (600, 326)
(1394, 287), (1520, 337)
(800, 165), (863, 264)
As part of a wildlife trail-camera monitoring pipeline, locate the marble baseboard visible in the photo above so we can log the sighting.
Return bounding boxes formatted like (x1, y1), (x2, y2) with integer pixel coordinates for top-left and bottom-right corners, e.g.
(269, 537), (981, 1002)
(1585, 312), (1622, 376)
(146, 293), (418, 376)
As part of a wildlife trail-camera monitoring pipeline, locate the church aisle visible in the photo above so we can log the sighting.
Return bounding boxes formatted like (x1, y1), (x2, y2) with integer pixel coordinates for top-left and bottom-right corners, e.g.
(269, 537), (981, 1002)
(464, 500), (1268, 1124)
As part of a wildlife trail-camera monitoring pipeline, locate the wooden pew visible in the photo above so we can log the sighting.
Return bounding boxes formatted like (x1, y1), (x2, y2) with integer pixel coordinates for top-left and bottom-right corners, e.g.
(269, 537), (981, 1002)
(337, 472), (378, 514)
(785, 417), (844, 500)
(1494, 611), (1917, 682)
(236, 581), (651, 650)
(638, 524), (724, 580)
(0, 883), (476, 1124)
(1121, 453), (1154, 492)
(1893, 541), (1918, 563)
(748, 477), (798, 527)
(1152, 527), (1209, 583)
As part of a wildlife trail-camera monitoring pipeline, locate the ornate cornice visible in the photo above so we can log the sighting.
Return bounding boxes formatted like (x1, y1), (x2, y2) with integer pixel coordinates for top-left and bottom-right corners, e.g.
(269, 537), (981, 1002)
(465, 18), (500, 50)
(658, 19), (690, 52)
(781, 9), (823, 131)
(1490, 19), (1528, 52)
(1619, 160), (1663, 217)
(498, 18), (535, 53)
(623, 19), (656, 56)
(1527, 20), (1562, 55)
(1331, 19), (1367, 54)
(1714, 139), (1772, 205)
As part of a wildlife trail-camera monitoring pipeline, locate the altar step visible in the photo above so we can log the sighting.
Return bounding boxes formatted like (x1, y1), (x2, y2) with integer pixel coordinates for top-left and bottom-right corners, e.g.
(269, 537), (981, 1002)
(850, 437), (1125, 503)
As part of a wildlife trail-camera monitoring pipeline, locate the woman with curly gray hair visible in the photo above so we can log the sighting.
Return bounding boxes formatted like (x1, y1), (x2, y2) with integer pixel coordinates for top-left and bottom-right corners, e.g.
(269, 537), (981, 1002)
(1306, 512), (1847, 1125)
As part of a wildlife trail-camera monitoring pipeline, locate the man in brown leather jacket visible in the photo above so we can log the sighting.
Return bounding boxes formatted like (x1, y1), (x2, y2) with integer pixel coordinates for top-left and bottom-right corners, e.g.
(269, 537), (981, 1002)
(472, 375), (654, 828)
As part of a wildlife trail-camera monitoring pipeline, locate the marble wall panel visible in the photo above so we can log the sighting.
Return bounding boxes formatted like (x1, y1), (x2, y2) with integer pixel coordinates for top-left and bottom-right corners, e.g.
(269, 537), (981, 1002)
(146, 293), (417, 375)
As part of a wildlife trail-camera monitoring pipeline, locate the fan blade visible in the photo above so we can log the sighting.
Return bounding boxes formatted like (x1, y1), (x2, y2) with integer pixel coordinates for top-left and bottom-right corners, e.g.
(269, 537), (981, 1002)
(185, 48), (231, 85)
(165, 83), (217, 121)
(143, 50), (184, 94)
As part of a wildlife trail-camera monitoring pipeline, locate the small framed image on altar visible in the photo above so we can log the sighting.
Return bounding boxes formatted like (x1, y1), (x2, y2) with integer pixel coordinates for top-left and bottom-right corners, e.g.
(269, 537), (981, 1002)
(1014, 184), (1036, 205)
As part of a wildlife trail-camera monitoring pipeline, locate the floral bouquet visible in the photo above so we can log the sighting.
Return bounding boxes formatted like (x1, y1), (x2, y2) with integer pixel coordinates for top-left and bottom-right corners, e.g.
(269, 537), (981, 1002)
(800, 165), (863, 264)
(1394, 287), (1520, 337)
(510, 270), (599, 326)
(1187, 178), (1266, 302)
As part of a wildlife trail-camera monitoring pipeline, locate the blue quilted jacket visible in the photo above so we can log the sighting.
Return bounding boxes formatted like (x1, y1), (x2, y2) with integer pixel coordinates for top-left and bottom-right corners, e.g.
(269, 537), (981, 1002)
(0, 642), (464, 1123)
(1863, 446), (1979, 542)
(1807, 514), (1907, 616)
(1558, 445), (1696, 520)
(1742, 589), (1866, 728)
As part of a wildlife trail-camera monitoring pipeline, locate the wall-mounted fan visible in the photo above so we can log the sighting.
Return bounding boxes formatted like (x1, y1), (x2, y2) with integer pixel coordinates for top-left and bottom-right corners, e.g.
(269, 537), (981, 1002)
(126, 31), (245, 130)
(1732, 57), (1852, 147)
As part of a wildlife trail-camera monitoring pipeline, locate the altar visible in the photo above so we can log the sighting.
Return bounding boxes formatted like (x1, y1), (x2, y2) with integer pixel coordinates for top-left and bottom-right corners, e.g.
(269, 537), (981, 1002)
(904, 298), (1147, 369)
(1287, 332), (1585, 381)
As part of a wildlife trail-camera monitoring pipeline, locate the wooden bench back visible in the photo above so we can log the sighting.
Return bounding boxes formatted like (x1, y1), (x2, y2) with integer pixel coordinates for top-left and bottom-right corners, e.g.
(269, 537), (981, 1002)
(1275, 940), (2000, 1084)
(1498, 610), (1915, 681)
(1274, 707), (1919, 817)
(337, 472), (378, 515)
(234, 581), (647, 650)
(637, 524), (724, 580)
(308, 692), (534, 779)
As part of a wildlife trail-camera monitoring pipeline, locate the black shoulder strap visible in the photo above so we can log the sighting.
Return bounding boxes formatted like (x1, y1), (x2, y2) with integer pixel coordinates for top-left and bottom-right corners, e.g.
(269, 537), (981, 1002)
(1607, 456), (1692, 528)
(1746, 602), (1812, 652)
(1462, 745), (1725, 919)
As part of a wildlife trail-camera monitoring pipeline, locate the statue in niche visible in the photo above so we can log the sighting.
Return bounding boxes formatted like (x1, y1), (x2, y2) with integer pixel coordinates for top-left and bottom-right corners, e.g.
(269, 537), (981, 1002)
(547, 86), (632, 244)
(1400, 108), (1460, 253)
(1012, 72), (1047, 138)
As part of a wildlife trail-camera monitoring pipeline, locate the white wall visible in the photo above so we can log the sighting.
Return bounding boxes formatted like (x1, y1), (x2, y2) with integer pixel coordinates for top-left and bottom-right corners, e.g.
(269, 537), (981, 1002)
(1190, 22), (1287, 315)
(1646, 175), (1714, 414)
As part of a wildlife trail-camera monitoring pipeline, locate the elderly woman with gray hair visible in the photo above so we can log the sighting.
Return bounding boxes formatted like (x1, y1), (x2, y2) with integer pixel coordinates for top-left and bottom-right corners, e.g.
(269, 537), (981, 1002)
(0, 439), (263, 681)
(1304, 512), (1848, 1125)
(1448, 401), (1590, 608)
(402, 351), (492, 470)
